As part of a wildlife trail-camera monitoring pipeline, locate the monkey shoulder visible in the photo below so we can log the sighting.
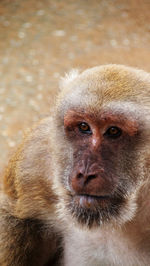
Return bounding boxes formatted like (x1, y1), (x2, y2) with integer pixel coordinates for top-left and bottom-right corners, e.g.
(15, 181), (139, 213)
(2, 116), (58, 219)
(0, 117), (64, 265)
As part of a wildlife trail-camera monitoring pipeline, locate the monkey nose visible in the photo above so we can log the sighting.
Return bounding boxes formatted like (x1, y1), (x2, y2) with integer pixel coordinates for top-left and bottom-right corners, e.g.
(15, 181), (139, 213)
(76, 172), (97, 184)
(71, 169), (99, 194)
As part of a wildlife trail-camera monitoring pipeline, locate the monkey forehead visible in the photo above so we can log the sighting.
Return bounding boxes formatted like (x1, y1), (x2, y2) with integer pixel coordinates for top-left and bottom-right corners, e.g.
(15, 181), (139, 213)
(57, 64), (150, 113)
(63, 101), (147, 126)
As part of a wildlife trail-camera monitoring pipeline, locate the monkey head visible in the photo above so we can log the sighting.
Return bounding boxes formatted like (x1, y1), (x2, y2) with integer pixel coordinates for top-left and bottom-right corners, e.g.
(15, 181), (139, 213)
(52, 65), (150, 228)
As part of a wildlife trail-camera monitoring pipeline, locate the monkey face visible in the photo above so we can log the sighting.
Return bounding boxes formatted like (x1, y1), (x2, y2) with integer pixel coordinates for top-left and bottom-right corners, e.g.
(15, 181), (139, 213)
(62, 109), (141, 227)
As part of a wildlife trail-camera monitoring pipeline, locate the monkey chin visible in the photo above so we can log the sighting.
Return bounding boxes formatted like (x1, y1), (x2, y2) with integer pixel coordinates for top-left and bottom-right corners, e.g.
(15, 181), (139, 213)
(67, 194), (126, 228)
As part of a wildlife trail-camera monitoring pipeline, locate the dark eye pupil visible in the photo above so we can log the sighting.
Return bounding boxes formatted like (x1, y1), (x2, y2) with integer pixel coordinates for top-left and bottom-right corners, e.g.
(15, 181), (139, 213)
(109, 127), (118, 134)
(105, 126), (122, 138)
(78, 122), (91, 134)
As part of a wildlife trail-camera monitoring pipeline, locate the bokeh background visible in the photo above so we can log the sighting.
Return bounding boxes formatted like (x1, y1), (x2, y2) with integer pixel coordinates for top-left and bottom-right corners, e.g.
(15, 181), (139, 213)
(0, 0), (150, 172)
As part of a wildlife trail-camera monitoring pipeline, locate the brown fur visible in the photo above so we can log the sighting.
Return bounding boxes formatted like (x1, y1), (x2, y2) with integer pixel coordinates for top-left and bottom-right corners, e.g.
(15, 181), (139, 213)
(1, 65), (150, 265)
(0, 118), (63, 265)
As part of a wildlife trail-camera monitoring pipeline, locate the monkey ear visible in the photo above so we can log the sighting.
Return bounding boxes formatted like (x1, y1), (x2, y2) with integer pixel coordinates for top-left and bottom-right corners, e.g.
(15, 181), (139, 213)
(59, 69), (80, 90)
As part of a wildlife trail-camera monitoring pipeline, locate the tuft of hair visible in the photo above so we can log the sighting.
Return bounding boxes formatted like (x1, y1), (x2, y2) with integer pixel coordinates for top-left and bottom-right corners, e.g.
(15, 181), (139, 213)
(59, 69), (80, 90)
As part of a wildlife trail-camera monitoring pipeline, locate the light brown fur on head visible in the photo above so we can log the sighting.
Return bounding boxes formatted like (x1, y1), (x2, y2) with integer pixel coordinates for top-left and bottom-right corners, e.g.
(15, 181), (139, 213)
(58, 64), (150, 111)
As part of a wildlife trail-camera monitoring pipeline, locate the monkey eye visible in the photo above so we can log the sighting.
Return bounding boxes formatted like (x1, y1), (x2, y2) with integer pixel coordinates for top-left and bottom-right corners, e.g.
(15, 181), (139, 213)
(104, 126), (122, 139)
(78, 122), (92, 134)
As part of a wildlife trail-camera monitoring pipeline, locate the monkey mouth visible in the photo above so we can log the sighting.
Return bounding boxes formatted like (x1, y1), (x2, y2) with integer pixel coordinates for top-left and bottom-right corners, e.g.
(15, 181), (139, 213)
(68, 193), (125, 227)
(73, 194), (111, 209)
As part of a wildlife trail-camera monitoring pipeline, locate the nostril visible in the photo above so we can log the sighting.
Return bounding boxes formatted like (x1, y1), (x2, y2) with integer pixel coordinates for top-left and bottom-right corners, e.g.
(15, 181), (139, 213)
(85, 174), (97, 184)
(77, 173), (84, 179)
(88, 174), (97, 180)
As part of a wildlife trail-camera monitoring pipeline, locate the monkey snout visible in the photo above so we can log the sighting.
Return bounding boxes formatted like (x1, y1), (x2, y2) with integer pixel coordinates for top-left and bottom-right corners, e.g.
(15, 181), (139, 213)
(71, 167), (108, 196)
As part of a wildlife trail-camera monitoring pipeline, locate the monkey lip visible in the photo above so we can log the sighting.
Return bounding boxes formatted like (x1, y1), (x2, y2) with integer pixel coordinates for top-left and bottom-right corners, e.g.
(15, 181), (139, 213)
(74, 194), (111, 208)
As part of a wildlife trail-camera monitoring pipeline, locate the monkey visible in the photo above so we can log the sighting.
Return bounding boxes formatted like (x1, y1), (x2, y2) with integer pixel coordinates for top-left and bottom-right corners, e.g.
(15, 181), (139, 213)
(1, 64), (150, 266)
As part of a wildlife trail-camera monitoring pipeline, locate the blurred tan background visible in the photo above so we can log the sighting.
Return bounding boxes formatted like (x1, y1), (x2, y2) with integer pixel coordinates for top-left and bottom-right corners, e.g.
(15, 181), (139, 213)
(0, 0), (150, 172)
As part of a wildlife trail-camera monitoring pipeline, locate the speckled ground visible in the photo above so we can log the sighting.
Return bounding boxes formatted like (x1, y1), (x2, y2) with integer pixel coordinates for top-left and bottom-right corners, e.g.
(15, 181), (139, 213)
(0, 0), (150, 172)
